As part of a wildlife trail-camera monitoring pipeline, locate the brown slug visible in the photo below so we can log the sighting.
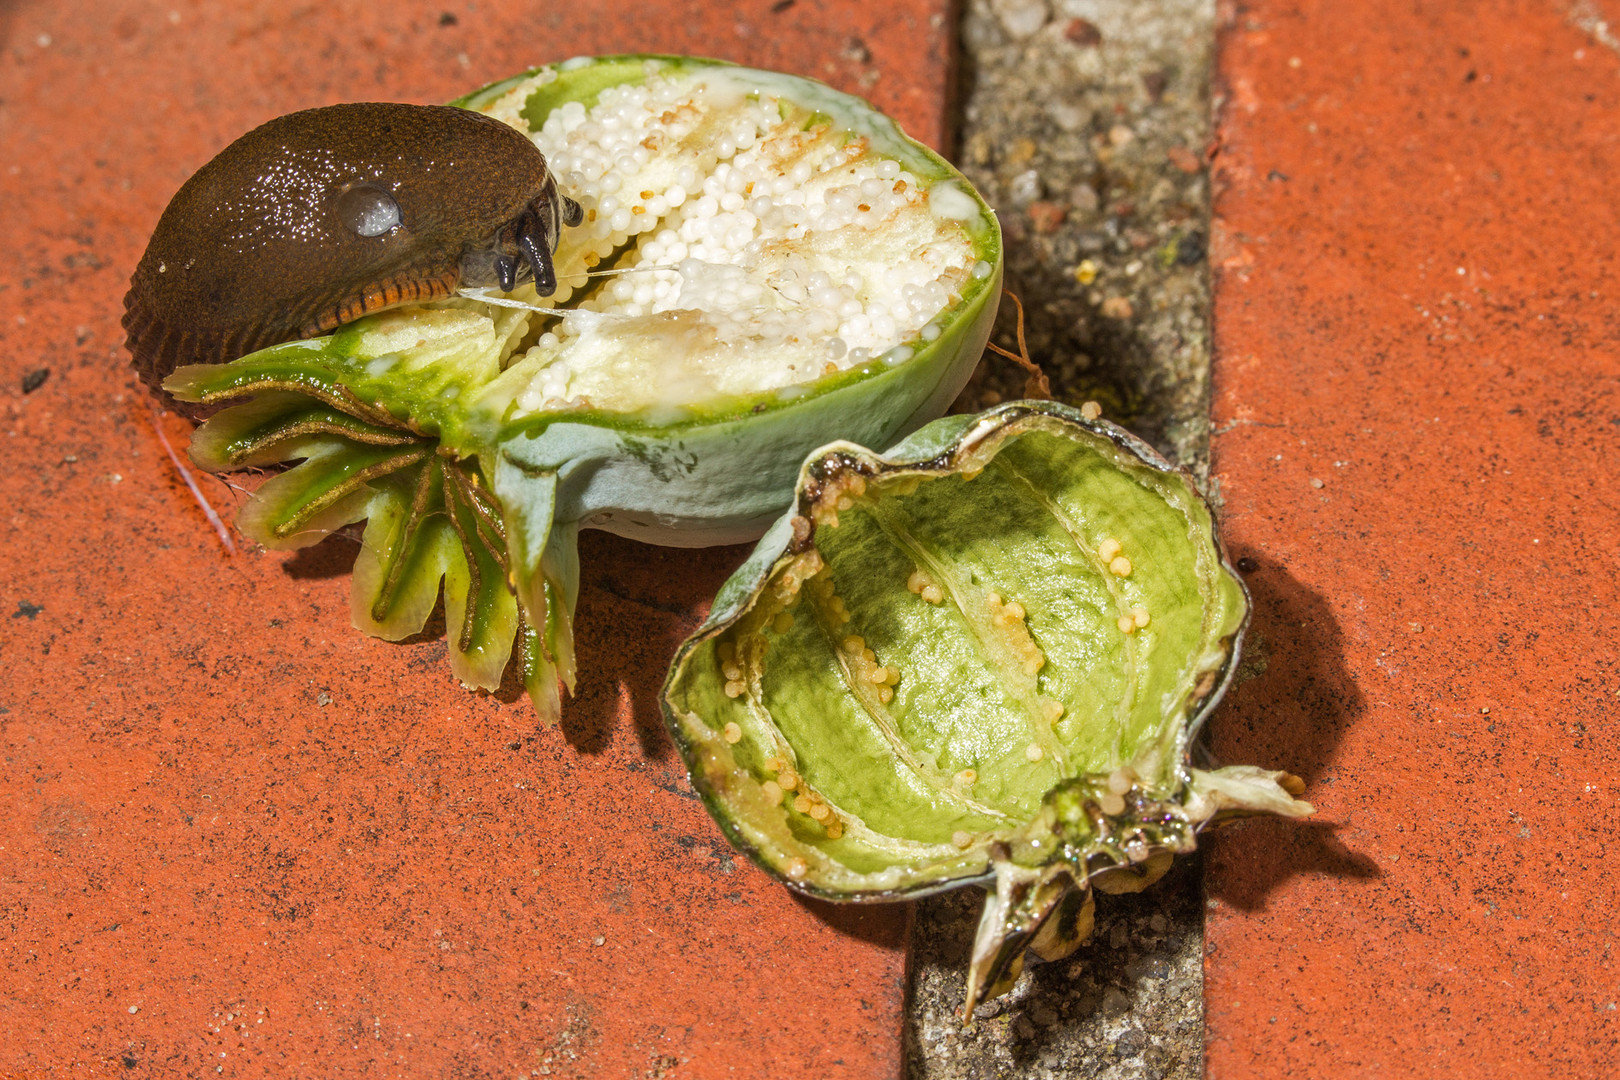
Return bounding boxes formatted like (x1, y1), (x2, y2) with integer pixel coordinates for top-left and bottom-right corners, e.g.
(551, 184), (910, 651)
(123, 101), (583, 398)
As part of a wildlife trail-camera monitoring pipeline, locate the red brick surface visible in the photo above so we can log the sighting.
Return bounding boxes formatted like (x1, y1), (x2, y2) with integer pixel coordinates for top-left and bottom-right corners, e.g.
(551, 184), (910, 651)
(0, 1), (953, 1076)
(1205, 1), (1620, 1075)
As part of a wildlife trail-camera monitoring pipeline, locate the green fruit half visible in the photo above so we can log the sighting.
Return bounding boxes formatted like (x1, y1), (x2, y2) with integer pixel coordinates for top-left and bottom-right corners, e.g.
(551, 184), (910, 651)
(661, 400), (1312, 1014)
(163, 55), (1001, 718)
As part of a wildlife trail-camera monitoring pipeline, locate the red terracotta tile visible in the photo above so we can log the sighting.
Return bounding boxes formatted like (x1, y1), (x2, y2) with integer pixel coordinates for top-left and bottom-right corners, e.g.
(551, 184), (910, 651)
(0, 1), (954, 1075)
(1205, 0), (1620, 1075)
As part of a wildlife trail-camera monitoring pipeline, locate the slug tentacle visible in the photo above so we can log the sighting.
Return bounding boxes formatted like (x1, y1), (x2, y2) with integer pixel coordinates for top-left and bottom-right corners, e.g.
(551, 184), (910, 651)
(124, 101), (581, 407)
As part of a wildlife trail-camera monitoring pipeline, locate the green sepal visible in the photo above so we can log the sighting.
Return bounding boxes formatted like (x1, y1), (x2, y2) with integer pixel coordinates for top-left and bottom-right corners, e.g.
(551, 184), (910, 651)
(351, 464), (458, 640)
(190, 392), (420, 471)
(441, 466), (520, 691)
(235, 440), (429, 550)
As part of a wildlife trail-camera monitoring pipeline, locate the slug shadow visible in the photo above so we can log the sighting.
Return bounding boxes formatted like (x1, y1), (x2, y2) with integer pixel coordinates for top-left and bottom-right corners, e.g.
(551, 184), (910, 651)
(551, 530), (751, 758)
(1202, 554), (1377, 907)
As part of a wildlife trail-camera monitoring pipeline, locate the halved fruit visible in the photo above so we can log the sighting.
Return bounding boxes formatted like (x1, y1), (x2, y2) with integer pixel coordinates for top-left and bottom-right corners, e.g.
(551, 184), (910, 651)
(661, 400), (1312, 1014)
(164, 55), (1001, 718)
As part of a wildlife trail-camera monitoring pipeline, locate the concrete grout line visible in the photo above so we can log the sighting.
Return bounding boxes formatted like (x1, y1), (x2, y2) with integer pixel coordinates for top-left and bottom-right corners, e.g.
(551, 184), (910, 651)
(907, 2), (1217, 1076)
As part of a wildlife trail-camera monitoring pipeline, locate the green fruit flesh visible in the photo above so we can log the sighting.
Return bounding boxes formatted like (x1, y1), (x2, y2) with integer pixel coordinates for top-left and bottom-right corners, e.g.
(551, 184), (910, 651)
(662, 401), (1312, 1013)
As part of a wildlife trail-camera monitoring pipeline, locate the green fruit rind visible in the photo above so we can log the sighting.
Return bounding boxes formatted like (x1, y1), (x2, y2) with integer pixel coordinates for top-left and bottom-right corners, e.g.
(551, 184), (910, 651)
(660, 400), (1312, 1013)
(162, 55), (1000, 719)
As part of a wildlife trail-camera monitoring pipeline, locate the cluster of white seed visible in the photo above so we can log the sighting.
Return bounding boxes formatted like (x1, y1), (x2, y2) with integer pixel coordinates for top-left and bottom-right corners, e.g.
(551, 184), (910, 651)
(505, 66), (977, 412)
(1096, 767), (1137, 817)
(986, 592), (1045, 677)
(842, 635), (899, 705)
(759, 754), (844, 840)
(906, 569), (944, 604)
(1097, 536), (1152, 635)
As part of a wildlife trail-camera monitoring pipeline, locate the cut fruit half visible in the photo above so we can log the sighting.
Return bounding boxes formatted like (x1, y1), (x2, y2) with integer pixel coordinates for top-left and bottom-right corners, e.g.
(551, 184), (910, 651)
(661, 400), (1313, 1015)
(163, 56), (1001, 718)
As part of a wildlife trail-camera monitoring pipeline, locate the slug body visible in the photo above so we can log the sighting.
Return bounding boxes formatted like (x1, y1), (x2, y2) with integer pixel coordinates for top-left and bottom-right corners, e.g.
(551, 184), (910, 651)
(124, 101), (583, 396)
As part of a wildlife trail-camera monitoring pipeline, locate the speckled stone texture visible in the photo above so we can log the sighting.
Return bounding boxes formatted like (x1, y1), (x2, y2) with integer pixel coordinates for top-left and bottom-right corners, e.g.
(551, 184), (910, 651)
(0, 2), (953, 1076)
(911, 2), (1219, 1077)
(1205, 0), (1620, 1075)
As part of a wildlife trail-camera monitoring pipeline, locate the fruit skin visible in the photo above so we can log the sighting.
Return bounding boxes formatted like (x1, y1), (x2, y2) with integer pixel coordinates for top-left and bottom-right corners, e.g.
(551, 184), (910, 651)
(124, 102), (581, 402)
(661, 400), (1312, 1014)
(162, 55), (1003, 721)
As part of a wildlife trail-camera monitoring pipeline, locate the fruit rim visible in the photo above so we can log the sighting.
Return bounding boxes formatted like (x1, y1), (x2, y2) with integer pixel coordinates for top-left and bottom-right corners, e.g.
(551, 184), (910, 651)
(445, 53), (1004, 440)
(661, 399), (1254, 902)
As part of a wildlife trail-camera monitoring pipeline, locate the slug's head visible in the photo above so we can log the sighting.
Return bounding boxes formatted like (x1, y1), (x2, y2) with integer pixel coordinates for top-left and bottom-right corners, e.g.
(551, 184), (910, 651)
(122, 101), (587, 407)
(461, 170), (585, 298)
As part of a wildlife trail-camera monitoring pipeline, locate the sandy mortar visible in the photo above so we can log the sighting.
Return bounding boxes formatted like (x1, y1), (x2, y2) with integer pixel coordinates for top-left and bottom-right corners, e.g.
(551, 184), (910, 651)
(911, 1), (1215, 1077)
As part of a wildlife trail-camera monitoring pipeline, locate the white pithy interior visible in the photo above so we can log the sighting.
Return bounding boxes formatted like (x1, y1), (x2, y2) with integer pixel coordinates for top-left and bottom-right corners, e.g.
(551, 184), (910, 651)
(475, 62), (987, 417)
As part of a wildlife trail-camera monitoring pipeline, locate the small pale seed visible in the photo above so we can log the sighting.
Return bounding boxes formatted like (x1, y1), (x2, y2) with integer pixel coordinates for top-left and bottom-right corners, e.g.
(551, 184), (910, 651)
(809, 803), (831, 821)
(794, 794), (813, 814)
(761, 780), (784, 806)
(1118, 615), (1137, 634)
(786, 857), (809, 879)
(1098, 538), (1122, 561)
(1131, 607), (1150, 628)
(1080, 400), (1102, 420)
(722, 722), (743, 744)
(1109, 555), (1133, 577)
(1025, 743), (1044, 762)
(951, 830), (974, 849)
(1098, 792), (1126, 816)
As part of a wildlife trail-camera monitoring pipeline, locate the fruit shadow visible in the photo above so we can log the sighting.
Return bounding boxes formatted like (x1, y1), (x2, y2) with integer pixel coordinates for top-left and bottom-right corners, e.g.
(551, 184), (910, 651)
(547, 530), (754, 759)
(1203, 555), (1380, 907)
